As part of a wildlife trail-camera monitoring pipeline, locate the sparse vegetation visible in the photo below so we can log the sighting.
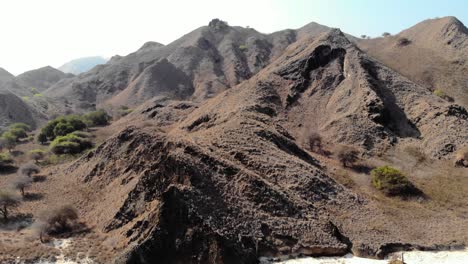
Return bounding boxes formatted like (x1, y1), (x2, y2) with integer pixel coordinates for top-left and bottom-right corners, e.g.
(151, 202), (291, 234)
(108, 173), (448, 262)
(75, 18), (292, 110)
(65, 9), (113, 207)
(0, 190), (20, 221)
(371, 166), (418, 196)
(336, 145), (359, 167)
(382, 32), (391, 37)
(239, 44), (248, 51)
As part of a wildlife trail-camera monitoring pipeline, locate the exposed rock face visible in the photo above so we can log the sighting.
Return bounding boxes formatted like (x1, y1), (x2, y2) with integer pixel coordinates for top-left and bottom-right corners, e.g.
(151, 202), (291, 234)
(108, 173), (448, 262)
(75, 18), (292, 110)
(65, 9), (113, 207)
(68, 29), (468, 263)
(44, 20), (333, 111)
(356, 16), (468, 107)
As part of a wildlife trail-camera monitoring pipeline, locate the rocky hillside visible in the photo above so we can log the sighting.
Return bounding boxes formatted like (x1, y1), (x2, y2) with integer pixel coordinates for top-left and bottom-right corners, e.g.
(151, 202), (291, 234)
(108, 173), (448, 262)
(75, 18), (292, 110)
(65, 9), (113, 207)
(0, 66), (73, 129)
(0, 90), (37, 130)
(66, 29), (467, 263)
(0, 67), (14, 87)
(59, 56), (108, 75)
(356, 16), (468, 107)
(44, 19), (334, 111)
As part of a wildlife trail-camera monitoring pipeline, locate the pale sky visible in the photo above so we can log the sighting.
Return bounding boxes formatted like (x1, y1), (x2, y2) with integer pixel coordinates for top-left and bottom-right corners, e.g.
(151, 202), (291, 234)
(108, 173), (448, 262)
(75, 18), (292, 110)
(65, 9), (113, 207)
(1, 0), (466, 75)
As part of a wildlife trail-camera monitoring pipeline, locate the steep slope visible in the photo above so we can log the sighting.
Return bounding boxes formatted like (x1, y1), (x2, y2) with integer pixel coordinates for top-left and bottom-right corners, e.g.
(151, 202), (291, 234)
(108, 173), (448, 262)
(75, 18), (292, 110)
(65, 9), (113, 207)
(0, 90), (37, 130)
(67, 29), (467, 263)
(44, 19), (333, 111)
(59, 56), (108, 75)
(0, 67), (14, 87)
(356, 16), (468, 107)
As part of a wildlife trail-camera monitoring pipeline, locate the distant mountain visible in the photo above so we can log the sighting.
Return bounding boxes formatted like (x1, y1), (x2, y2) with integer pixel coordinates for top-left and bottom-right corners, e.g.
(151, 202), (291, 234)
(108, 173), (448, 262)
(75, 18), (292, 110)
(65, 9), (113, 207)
(45, 19), (334, 111)
(58, 56), (108, 75)
(356, 16), (468, 107)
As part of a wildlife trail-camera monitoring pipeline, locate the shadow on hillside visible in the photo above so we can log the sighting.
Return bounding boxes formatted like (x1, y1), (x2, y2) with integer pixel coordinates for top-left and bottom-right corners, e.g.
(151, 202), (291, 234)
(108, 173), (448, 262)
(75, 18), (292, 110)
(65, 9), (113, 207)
(23, 193), (44, 201)
(0, 213), (33, 231)
(10, 150), (24, 157)
(350, 164), (375, 174)
(0, 165), (17, 174)
(33, 175), (47, 182)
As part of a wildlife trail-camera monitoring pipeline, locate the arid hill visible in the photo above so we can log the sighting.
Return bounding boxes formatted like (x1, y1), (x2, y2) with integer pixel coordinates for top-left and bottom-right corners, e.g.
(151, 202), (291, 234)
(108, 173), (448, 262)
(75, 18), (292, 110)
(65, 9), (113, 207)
(43, 19), (334, 111)
(356, 16), (468, 107)
(66, 29), (467, 263)
(0, 90), (36, 129)
(0, 66), (73, 129)
(0, 67), (14, 87)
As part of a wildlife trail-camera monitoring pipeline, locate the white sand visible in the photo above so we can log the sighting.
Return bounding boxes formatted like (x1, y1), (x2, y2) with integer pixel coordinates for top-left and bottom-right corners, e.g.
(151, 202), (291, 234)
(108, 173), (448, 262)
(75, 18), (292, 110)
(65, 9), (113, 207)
(268, 250), (468, 264)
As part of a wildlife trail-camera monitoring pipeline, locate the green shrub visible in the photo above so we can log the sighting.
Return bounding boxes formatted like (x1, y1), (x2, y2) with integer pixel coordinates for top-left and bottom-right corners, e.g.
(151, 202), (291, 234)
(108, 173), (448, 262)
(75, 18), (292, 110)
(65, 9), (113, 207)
(0, 152), (13, 168)
(9, 123), (31, 132)
(33, 93), (43, 97)
(0, 133), (17, 151)
(37, 132), (48, 144)
(83, 109), (111, 126)
(8, 127), (28, 140)
(371, 166), (418, 196)
(50, 133), (93, 154)
(433, 89), (446, 98)
(39, 115), (87, 141)
(69, 131), (92, 138)
(53, 122), (75, 137)
(239, 44), (248, 51)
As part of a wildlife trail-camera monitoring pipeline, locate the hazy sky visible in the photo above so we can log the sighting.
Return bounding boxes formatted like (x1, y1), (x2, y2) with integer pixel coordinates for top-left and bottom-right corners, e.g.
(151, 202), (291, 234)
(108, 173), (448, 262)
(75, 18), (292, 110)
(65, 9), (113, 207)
(1, 0), (467, 75)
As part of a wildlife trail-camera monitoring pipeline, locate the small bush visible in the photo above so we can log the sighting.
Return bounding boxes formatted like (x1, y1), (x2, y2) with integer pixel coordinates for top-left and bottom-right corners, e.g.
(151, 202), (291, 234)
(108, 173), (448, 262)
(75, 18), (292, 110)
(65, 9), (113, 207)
(336, 146), (359, 167)
(19, 162), (40, 177)
(0, 190), (20, 220)
(8, 127), (28, 140)
(38, 205), (79, 237)
(308, 132), (323, 153)
(9, 123), (32, 132)
(0, 133), (17, 151)
(50, 133), (93, 154)
(0, 152), (13, 168)
(371, 166), (418, 196)
(239, 44), (248, 51)
(39, 115), (87, 141)
(382, 32), (391, 37)
(53, 122), (75, 137)
(29, 149), (46, 162)
(12, 175), (32, 197)
(83, 109), (111, 127)
(37, 132), (48, 144)
(397, 37), (411, 46)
